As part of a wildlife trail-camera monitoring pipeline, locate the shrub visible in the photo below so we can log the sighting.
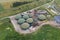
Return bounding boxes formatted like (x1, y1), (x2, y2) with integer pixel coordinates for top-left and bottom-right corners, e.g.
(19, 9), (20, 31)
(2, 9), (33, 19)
(23, 15), (29, 19)
(28, 13), (33, 18)
(32, 22), (39, 27)
(13, 1), (32, 7)
(26, 18), (33, 23)
(47, 15), (51, 18)
(21, 23), (30, 29)
(17, 18), (25, 24)
(38, 15), (46, 21)
(15, 15), (22, 20)
(47, 15), (51, 20)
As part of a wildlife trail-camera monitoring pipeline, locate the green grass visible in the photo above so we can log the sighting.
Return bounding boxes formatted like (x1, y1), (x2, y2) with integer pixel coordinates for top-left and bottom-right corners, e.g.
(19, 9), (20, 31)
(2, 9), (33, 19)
(0, 18), (13, 32)
(0, 4), (4, 12)
(0, 18), (14, 40)
(0, 0), (52, 18)
(0, 0), (35, 2)
(0, 18), (60, 40)
(55, 0), (60, 5)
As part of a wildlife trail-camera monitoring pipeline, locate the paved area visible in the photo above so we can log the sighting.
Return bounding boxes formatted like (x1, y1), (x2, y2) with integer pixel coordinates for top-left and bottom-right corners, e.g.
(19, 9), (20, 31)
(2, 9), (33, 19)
(10, 16), (44, 34)
(10, 16), (31, 34)
(10, 15), (60, 34)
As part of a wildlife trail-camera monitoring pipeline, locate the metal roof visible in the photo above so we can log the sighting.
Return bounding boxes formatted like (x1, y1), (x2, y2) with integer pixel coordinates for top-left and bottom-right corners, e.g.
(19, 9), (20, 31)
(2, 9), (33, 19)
(54, 15), (60, 23)
(37, 10), (47, 14)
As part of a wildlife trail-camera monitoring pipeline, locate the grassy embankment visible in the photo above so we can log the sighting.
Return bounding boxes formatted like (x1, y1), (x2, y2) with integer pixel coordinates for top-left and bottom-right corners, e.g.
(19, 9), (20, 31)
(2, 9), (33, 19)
(0, 18), (60, 40)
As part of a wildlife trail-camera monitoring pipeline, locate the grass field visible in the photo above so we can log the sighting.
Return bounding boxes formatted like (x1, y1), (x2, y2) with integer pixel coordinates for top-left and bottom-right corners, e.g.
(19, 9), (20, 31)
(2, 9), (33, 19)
(0, 4), (4, 12)
(0, 0), (34, 2)
(0, 0), (52, 19)
(0, 18), (60, 40)
(0, 18), (13, 32)
(55, 0), (60, 5)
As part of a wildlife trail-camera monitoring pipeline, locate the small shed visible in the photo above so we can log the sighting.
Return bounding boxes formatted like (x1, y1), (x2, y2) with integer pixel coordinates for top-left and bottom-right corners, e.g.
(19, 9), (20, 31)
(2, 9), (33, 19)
(54, 15), (60, 24)
(37, 10), (47, 15)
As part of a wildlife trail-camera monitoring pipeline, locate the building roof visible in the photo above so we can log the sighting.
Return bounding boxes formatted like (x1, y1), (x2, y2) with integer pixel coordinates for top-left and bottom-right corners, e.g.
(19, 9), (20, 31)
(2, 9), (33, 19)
(37, 10), (47, 14)
(54, 15), (60, 23)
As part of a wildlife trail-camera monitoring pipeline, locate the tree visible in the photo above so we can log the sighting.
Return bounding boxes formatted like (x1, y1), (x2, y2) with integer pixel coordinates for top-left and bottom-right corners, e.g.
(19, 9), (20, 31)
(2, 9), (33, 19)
(47, 15), (51, 18)
(21, 23), (30, 29)
(23, 15), (29, 19)
(38, 15), (46, 21)
(15, 15), (22, 20)
(47, 15), (51, 20)
(17, 18), (25, 24)
(28, 13), (33, 18)
(13, 1), (32, 7)
(26, 18), (33, 23)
